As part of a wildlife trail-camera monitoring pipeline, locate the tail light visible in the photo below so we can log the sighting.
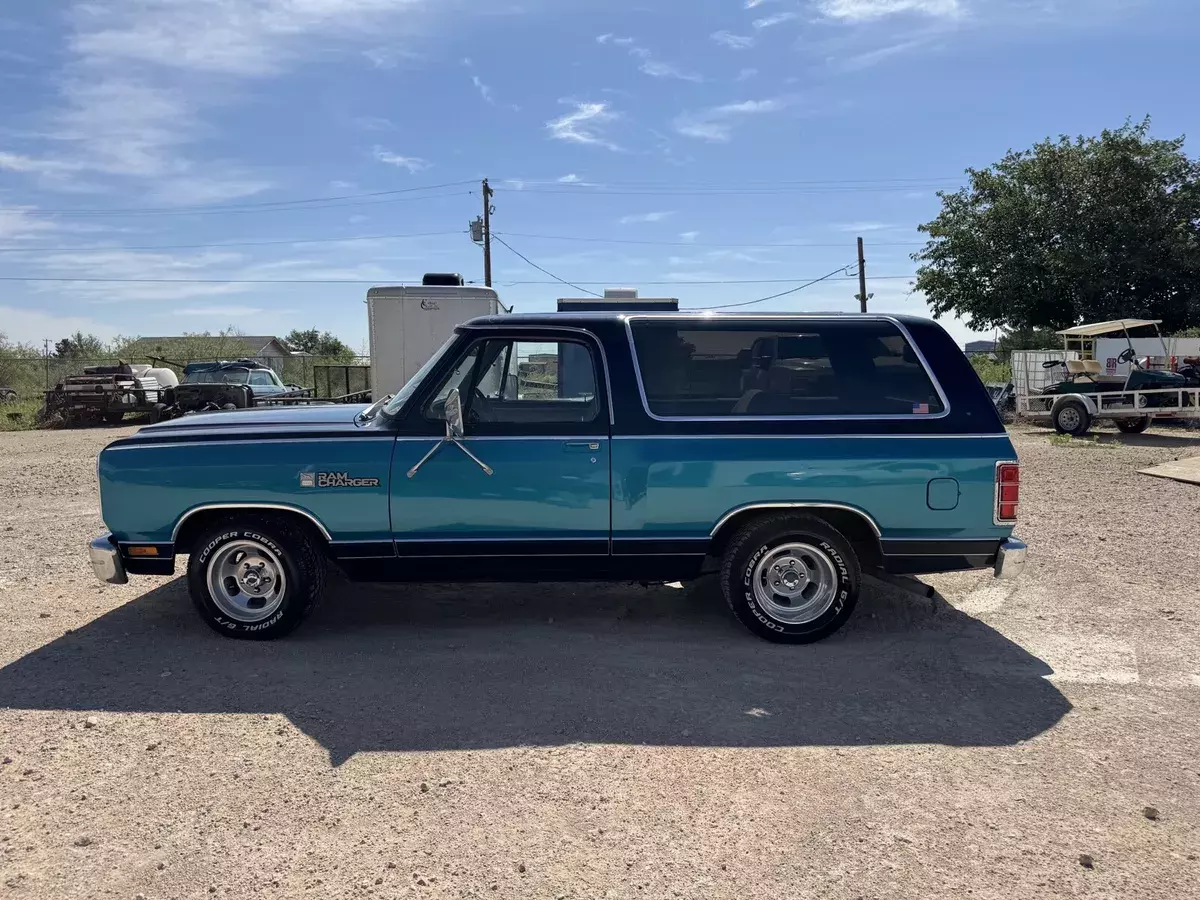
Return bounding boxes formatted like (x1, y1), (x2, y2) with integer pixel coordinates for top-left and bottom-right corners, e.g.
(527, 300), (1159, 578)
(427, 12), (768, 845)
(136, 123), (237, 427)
(995, 461), (1020, 524)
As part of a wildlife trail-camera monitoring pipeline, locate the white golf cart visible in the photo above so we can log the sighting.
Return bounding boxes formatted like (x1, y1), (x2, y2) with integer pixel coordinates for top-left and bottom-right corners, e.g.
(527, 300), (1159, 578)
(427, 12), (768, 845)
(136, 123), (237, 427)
(1015, 319), (1200, 436)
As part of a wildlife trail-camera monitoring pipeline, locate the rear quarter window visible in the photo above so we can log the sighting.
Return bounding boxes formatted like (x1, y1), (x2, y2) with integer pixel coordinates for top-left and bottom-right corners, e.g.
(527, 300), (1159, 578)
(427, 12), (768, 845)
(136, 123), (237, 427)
(628, 319), (946, 419)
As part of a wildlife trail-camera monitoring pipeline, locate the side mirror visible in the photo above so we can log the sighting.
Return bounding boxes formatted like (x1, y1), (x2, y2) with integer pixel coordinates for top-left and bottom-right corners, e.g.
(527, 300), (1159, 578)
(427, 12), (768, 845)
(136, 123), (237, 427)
(444, 387), (465, 440)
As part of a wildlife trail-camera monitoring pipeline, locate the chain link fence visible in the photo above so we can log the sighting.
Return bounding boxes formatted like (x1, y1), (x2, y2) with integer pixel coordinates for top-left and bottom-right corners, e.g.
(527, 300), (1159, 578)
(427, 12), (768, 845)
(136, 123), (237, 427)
(0, 354), (372, 404)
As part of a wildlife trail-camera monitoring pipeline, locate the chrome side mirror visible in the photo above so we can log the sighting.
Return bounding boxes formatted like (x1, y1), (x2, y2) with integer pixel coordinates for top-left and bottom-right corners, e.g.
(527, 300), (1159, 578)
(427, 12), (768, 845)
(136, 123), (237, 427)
(444, 387), (465, 440)
(407, 386), (492, 478)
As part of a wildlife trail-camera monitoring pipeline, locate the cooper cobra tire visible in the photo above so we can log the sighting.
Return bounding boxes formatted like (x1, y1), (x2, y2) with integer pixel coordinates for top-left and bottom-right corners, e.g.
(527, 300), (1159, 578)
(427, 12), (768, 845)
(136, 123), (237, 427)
(187, 515), (326, 640)
(719, 513), (860, 644)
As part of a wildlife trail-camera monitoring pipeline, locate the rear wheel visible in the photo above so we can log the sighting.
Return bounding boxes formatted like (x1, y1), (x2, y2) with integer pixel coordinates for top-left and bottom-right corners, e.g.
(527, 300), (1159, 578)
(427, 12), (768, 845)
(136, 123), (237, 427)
(1052, 399), (1091, 436)
(719, 514), (860, 644)
(102, 410), (124, 425)
(1115, 416), (1151, 434)
(187, 515), (327, 640)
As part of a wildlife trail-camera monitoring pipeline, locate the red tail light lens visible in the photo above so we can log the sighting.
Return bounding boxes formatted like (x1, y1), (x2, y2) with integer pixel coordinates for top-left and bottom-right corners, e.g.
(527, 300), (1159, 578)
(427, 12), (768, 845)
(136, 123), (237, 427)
(995, 462), (1020, 524)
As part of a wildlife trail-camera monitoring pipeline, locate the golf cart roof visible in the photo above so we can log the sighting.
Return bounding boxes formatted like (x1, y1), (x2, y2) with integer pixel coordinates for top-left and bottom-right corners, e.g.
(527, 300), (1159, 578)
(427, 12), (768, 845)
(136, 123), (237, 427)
(1057, 319), (1162, 337)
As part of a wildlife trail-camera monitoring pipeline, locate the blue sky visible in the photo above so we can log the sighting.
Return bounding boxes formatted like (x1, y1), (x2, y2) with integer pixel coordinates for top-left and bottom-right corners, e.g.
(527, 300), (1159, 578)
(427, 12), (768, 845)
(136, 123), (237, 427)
(0, 0), (1195, 352)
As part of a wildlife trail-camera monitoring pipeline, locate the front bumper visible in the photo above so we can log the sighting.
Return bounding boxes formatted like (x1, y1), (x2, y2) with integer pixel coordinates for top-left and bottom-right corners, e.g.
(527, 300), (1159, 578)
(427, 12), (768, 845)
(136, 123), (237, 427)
(993, 537), (1027, 580)
(88, 533), (128, 585)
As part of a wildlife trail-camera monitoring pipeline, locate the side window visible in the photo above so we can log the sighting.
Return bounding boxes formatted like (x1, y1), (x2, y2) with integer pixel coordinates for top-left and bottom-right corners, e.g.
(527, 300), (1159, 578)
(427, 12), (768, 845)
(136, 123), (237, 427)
(629, 320), (945, 418)
(249, 371), (274, 386)
(425, 338), (600, 426)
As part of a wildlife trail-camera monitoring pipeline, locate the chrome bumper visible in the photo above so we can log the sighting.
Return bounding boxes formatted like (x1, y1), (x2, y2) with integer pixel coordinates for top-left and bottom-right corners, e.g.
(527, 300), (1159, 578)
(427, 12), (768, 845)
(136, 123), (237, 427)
(993, 537), (1027, 580)
(89, 533), (128, 585)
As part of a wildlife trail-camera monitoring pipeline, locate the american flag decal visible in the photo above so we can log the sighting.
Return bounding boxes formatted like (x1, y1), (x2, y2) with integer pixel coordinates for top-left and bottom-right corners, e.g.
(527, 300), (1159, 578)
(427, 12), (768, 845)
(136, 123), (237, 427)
(913, 402), (930, 414)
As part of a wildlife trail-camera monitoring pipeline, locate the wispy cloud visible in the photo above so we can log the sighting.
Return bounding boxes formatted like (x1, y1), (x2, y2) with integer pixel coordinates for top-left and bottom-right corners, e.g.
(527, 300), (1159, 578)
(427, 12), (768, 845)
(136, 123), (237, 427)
(837, 37), (931, 70)
(174, 305), (266, 317)
(816, 0), (962, 21)
(471, 74), (494, 104)
(619, 211), (674, 225)
(753, 12), (798, 28)
(835, 221), (896, 232)
(711, 31), (755, 50)
(673, 99), (785, 143)
(597, 34), (703, 82)
(737, 67), (759, 81)
(352, 116), (395, 131)
(679, 231), (699, 242)
(558, 173), (582, 183)
(745, 0), (774, 7)
(372, 147), (430, 172)
(546, 101), (621, 151)
(0, 0), (436, 203)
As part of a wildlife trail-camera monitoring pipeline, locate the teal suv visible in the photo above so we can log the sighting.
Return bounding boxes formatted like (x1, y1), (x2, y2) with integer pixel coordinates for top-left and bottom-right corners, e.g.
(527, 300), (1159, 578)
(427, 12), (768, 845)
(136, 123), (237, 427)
(90, 312), (1026, 644)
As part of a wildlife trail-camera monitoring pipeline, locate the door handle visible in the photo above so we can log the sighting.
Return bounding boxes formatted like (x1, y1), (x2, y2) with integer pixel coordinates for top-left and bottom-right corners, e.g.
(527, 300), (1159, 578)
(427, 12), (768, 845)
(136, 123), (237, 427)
(563, 441), (601, 452)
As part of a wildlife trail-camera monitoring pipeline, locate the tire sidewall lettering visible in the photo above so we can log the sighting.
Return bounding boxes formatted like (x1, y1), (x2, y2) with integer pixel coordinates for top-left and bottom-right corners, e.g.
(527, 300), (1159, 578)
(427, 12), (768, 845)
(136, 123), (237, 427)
(196, 528), (290, 633)
(739, 535), (848, 632)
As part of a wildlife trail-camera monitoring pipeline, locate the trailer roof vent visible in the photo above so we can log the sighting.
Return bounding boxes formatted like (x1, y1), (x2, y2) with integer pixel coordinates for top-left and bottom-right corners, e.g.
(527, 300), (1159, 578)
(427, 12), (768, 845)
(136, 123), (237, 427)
(603, 287), (639, 300)
(422, 272), (464, 286)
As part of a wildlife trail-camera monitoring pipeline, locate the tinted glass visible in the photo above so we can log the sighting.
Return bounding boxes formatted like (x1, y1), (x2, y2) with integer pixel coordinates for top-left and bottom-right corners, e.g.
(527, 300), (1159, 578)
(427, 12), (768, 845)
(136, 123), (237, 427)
(630, 320), (944, 418)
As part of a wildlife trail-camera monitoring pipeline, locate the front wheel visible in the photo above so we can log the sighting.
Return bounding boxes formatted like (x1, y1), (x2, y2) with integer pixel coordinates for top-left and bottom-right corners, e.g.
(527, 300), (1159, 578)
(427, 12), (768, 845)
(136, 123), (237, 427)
(187, 516), (327, 640)
(719, 514), (860, 644)
(1115, 416), (1151, 434)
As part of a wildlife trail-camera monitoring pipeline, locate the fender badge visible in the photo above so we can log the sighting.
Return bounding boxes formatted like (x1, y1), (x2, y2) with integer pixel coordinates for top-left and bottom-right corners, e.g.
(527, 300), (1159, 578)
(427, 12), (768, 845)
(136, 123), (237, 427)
(301, 472), (380, 488)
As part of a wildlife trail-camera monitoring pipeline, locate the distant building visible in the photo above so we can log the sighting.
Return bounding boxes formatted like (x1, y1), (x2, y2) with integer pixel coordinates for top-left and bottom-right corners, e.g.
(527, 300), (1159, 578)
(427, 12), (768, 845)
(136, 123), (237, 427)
(124, 335), (296, 370)
(965, 340), (997, 353)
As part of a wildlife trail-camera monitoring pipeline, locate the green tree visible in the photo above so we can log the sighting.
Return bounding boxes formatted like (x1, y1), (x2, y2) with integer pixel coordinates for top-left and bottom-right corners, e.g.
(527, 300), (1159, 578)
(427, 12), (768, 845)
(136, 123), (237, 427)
(54, 331), (108, 358)
(995, 327), (1061, 351)
(914, 118), (1200, 333)
(283, 328), (355, 361)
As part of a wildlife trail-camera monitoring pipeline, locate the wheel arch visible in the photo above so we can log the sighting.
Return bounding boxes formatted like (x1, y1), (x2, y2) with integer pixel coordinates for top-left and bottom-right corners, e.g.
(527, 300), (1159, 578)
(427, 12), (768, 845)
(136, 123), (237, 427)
(172, 504), (332, 555)
(1051, 393), (1098, 417)
(708, 503), (883, 570)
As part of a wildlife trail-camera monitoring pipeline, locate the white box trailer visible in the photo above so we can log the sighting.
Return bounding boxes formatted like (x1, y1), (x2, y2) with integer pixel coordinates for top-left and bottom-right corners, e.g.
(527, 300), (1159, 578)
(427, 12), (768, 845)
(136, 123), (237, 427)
(367, 283), (501, 400)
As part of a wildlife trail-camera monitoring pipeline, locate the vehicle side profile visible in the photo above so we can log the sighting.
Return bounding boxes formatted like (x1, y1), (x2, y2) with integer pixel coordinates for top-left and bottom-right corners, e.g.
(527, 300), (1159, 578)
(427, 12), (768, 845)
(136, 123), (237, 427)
(90, 311), (1026, 644)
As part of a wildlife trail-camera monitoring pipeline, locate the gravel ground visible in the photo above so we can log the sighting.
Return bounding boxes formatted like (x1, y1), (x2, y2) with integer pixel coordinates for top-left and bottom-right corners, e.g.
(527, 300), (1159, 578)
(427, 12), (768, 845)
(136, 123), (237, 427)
(1, 423), (1198, 899)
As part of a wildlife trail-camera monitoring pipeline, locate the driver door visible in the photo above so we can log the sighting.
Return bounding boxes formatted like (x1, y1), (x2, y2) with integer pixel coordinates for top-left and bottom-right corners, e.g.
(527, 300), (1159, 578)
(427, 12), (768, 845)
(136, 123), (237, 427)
(388, 331), (612, 579)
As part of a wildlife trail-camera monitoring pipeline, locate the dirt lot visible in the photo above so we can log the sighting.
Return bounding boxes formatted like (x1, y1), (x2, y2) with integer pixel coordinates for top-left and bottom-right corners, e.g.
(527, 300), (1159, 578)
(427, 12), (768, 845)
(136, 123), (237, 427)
(1, 424), (1198, 899)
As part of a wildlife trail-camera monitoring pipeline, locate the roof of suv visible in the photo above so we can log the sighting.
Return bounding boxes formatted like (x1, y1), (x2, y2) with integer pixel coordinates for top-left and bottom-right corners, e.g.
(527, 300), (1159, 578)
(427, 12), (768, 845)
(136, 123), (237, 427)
(460, 310), (936, 329)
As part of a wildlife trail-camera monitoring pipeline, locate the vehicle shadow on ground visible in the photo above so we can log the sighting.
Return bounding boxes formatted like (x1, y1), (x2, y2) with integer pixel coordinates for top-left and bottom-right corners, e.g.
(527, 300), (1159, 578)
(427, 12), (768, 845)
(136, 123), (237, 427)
(0, 576), (1071, 765)
(1091, 431), (1200, 449)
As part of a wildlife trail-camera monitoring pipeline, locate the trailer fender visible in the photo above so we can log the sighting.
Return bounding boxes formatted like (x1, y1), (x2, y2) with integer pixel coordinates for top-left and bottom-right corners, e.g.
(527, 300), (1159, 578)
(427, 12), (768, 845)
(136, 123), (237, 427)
(1051, 393), (1098, 417)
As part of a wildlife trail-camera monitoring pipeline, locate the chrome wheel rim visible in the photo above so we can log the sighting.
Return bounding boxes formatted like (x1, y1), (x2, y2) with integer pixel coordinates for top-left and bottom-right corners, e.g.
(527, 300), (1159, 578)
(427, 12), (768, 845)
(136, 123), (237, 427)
(1058, 407), (1081, 431)
(206, 539), (287, 623)
(751, 542), (838, 625)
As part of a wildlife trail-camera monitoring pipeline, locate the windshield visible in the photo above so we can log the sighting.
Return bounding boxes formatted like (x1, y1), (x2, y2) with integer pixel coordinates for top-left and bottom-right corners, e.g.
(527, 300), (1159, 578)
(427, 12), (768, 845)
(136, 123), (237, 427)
(382, 335), (458, 417)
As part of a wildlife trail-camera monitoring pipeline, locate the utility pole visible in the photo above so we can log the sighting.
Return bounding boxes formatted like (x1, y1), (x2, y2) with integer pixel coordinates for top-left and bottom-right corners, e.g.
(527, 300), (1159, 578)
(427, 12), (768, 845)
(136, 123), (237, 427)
(856, 236), (868, 314)
(482, 178), (494, 288)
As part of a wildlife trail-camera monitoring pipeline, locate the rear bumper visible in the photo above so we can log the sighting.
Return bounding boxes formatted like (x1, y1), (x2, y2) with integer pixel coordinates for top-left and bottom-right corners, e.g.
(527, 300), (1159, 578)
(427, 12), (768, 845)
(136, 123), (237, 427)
(88, 533), (128, 585)
(993, 537), (1027, 580)
(881, 537), (1027, 578)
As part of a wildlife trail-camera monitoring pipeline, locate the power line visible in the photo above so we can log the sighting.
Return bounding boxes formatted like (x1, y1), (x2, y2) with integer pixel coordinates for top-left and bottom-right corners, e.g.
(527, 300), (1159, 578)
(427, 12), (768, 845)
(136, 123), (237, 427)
(24, 189), (474, 218)
(490, 235), (602, 297)
(495, 231), (923, 248)
(0, 230), (467, 254)
(692, 265), (858, 310)
(0, 180), (478, 215)
(0, 274), (918, 286)
(504, 176), (958, 188)
(494, 185), (951, 197)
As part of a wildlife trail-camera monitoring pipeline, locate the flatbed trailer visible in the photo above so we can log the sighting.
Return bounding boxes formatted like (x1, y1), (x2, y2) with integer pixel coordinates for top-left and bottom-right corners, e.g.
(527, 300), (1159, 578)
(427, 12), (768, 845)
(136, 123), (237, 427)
(1018, 385), (1200, 435)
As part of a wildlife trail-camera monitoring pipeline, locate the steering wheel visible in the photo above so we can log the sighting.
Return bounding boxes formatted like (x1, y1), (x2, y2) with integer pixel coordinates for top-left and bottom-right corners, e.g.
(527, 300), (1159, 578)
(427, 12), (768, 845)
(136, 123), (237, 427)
(1042, 360), (1065, 369)
(1118, 348), (1139, 367)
